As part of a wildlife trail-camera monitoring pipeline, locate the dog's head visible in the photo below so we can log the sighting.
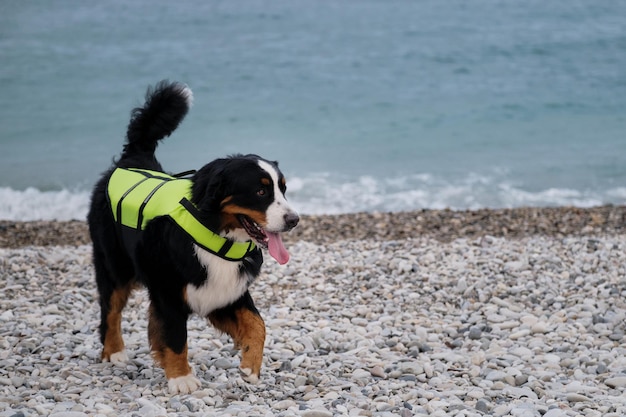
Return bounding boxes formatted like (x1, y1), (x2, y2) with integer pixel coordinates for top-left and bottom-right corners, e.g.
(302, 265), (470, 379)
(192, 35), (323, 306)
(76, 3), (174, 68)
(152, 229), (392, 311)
(191, 154), (299, 264)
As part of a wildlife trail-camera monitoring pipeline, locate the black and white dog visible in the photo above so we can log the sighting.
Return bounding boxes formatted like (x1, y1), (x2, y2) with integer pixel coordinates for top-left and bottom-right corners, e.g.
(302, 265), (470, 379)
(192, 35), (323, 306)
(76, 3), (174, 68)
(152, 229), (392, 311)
(87, 81), (299, 394)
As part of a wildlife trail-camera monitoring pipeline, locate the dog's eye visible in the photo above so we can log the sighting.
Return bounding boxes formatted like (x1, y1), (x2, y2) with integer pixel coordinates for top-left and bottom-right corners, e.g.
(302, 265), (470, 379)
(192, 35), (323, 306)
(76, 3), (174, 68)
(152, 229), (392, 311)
(257, 188), (266, 197)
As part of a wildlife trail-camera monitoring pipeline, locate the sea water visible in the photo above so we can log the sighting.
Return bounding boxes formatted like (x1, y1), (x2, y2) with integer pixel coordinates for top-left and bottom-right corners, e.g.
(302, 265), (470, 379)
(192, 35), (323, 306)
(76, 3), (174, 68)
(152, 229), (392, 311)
(1, 0), (625, 220)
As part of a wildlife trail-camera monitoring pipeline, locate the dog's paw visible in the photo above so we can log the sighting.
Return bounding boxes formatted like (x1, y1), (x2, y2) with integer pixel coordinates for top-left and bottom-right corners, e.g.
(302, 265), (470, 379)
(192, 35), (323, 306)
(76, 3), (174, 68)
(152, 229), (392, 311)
(240, 367), (260, 384)
(168, 374), (201, 395)
(102, 350), (129, 364)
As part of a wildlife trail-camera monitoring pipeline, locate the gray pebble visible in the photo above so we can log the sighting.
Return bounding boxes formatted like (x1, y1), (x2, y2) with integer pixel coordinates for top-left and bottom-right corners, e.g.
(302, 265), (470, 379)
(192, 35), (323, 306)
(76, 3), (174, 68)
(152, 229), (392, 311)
(294, 375), (308, 387)
(468, 326), (482, 340)
(514, 374), (529, 386)
(475, 400), (490, 413)
(213, 358), (233, 369)
(10, 377), (25, 387)
(596, 363), (608, 374)
(400, 409), (412, 417)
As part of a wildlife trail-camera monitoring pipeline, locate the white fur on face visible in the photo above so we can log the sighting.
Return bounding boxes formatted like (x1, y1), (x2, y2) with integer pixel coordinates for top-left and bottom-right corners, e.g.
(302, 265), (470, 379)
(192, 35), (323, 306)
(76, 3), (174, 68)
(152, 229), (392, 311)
(257, 160), (297, 232)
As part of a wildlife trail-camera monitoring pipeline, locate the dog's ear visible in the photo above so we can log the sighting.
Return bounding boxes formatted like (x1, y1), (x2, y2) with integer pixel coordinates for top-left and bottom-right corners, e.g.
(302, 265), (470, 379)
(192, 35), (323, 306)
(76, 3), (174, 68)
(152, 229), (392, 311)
(191, 160), (229, 209)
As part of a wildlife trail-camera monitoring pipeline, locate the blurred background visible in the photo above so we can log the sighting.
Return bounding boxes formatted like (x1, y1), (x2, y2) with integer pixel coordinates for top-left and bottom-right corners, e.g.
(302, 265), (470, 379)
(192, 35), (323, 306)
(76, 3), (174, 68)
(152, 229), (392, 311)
(1, 0), (625, 219)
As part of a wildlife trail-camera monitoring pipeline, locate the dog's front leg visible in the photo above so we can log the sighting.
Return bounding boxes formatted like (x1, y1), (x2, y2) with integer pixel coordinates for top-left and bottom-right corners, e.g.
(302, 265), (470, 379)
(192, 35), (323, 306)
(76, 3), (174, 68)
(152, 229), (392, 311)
(209, 294), (266, 383)
(148, 302), (200, 394)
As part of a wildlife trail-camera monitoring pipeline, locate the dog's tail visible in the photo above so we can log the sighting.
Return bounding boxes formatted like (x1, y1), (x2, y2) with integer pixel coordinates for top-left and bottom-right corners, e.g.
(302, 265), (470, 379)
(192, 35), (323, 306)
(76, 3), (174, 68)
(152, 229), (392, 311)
(120, 80), (193, 161)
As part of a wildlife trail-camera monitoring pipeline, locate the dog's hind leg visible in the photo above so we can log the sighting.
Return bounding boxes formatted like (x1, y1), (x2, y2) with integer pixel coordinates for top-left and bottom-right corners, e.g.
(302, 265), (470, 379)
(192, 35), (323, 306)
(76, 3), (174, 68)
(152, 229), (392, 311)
(209, 292), (266, 384)
(94, 252), (135, 363)
(98, 281), (134, 363)
(148, 301), (200, 394)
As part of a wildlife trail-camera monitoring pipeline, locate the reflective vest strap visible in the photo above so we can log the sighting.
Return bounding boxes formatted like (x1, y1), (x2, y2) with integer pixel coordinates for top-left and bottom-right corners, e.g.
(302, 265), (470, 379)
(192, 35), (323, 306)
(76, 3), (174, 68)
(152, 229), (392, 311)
(116, 176), (150, 227)
(177, 198), (256, 260)
(216, 240), (234, 258)
(127, 168), (176, 182)
(137, 179), (169, 230)
(178, 196), (204, 220)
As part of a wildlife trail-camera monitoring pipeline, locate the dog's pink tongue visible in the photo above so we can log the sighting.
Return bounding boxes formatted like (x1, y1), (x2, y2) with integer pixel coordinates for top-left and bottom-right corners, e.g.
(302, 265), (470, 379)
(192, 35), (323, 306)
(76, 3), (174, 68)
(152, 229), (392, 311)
(267, 232), (289, 265)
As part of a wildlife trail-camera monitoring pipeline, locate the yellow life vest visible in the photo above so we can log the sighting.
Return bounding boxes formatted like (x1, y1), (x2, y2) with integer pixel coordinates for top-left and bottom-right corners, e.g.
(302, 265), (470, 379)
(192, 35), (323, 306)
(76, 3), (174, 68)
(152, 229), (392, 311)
(107, 168), (256, 261)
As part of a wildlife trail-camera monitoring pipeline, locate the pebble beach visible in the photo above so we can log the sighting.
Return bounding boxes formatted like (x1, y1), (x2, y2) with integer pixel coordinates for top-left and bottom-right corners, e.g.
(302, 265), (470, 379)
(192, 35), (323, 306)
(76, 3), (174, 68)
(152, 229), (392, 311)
(1, 206), (626, 417)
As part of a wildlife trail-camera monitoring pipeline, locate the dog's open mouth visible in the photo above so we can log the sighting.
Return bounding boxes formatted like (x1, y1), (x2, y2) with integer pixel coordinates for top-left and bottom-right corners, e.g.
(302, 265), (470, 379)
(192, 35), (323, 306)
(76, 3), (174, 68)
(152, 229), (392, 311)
(237, 215), (290, 264)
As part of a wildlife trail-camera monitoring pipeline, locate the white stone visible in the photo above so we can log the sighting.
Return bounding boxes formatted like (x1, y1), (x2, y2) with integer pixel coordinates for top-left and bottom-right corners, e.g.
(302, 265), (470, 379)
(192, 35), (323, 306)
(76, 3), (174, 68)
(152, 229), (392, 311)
(605, 376), (626, 388)
(531, 322), (549, 334)
(543, 410), (567, 417)
(566, 393), (591, 402)
(274, 400), (296, 410)
(351, 369), (371, 380)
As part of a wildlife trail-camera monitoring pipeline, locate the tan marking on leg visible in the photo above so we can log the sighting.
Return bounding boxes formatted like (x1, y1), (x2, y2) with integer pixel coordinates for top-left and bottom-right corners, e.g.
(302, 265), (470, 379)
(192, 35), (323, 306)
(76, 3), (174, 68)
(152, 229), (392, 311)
(148, 302), (165, 363)
(161, 345), (192, 379)
(101, 285), (133, 361)
(209, 309), (266, 379)
(148, 303), (192, 379)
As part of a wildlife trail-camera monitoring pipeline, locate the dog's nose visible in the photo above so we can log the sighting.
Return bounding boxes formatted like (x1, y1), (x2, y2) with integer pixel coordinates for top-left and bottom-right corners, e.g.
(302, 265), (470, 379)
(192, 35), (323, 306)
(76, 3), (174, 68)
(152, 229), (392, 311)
(284, 212), (300, 230)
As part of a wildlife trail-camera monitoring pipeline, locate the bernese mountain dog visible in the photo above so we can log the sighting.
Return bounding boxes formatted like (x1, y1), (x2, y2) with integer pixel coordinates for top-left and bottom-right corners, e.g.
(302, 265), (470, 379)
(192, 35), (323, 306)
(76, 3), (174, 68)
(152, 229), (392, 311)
(87, 80), (299, 394)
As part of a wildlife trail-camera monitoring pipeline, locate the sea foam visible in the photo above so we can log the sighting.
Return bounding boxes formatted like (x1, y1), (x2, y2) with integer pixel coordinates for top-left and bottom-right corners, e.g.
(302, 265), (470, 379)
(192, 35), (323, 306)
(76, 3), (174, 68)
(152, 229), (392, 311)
(0, 187), (91, 221)
(286, 173), (619, 215)
(1, 174), (623, 221)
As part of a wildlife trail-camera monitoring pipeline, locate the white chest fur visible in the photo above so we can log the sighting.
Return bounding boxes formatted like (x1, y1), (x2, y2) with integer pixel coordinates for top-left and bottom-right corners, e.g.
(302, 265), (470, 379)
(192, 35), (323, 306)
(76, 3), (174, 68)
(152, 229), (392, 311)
(186, 245), (249, 316)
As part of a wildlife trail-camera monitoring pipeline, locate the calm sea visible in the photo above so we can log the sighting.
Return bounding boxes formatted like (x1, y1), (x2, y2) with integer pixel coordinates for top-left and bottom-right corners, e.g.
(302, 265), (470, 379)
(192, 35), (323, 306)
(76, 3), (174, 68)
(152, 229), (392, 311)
(1, 0), (625, 220)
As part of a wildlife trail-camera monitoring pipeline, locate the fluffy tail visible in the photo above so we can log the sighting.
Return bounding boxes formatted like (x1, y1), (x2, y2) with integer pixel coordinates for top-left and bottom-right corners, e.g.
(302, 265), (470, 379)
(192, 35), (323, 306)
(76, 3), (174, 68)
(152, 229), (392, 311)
(121, 80), (193, 160)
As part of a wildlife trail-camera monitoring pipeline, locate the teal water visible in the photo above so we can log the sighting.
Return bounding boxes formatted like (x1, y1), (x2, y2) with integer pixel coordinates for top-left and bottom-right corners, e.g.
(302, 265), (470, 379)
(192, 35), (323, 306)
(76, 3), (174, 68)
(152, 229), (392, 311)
(1, 0), (625, 218)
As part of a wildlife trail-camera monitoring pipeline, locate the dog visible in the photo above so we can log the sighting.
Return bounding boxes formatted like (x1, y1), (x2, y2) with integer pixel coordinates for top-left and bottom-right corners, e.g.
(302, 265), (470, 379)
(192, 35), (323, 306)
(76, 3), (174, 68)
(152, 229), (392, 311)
(87, 80), (299, 394)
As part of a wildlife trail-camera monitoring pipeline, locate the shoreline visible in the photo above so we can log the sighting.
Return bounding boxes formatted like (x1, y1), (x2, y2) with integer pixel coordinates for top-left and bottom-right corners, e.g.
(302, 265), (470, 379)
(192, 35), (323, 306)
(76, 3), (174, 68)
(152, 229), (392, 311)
(1, 205), (625, 248)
